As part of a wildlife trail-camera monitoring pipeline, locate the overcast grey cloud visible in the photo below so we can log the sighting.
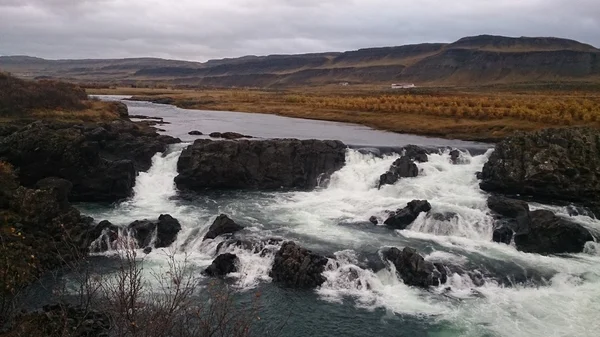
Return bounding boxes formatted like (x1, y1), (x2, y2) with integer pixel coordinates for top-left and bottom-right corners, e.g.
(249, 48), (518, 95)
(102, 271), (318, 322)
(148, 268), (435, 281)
(0, 0), (598, 61)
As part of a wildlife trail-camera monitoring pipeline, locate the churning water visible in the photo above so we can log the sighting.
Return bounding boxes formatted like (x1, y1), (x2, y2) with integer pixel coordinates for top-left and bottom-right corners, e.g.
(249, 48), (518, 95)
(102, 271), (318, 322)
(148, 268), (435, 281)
(76, 97), (600, 337)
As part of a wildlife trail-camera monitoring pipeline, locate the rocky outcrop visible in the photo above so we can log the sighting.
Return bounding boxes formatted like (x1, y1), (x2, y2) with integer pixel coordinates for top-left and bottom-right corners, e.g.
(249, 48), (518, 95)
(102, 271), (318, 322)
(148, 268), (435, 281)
(270, 241), (328, 288)
(487, 195), (529, 218)
(205, 253), (239, 277)
(480, 127), (600, 208)
(35, 177), (73, 208)
(378, 156), (419, 188)
(0, 120), (179, 202)
(204, 214), (244, 241)
(403, 145), (429, 163)
(383, 247), (447, 288)
(209, 132), (253, 139)
(127, 214), (182, 249)
(514, 210), (594, 254)
(1, 164), (97, 284)
(175, 139), (346, 191)
(384, 200), (432, 229)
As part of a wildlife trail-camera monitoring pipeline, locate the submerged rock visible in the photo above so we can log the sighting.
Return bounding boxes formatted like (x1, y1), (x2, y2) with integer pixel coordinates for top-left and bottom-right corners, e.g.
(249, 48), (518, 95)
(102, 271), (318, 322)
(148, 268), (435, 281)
(204, 214), (244, 241)
(205, 253), (239, 277)
(384, 200), (432, 229)
(369, 216), (379, 225)
(449, 149), (461, 164)
(175, 139), (346, 191)
(188, 130), (203, 135)
(480, 127), (600, 208)
(378, 156), (418, 188)
(270, 241), (328, 288)
(514, 210), (593, 254)
(383, 247), (447, 288)
(492, 226), (513, 245)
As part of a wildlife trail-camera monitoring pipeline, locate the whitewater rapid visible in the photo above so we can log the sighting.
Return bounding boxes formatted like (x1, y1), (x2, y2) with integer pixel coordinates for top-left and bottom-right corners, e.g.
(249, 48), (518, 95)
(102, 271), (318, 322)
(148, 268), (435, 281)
(80, 145), (600, 337)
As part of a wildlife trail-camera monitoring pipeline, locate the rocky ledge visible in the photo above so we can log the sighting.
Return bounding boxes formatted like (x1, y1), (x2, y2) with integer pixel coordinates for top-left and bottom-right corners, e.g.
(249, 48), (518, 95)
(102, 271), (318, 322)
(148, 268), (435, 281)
(0, 120), (180, 202)
(175, 139), (346, 191)
(480, 127), (600, 210)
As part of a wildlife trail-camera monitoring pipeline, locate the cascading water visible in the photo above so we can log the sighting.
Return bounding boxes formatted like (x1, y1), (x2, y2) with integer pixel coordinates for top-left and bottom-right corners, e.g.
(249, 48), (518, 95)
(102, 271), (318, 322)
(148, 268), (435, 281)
(82, 145), (600, 337)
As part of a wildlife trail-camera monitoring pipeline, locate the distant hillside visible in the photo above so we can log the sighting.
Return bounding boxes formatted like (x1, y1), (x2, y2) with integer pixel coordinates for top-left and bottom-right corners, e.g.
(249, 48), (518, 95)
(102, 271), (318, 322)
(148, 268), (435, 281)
(1, 35), (599, 87)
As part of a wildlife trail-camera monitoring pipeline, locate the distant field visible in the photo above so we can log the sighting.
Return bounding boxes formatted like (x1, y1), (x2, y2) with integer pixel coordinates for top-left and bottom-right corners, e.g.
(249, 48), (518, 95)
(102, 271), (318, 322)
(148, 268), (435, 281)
(88, 86), (600, 141)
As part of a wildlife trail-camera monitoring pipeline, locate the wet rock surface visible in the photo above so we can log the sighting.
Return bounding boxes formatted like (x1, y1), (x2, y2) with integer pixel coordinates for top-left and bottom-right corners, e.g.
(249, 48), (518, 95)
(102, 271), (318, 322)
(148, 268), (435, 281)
(383, 247), (447, 288)
(204, 214), (244, 241)
(384, 200), (432, 229)
(270, 241), (328, 288)
(0, 120), (179, 202)
(176, 139), (346, 191)
(378, 156), (418, 188)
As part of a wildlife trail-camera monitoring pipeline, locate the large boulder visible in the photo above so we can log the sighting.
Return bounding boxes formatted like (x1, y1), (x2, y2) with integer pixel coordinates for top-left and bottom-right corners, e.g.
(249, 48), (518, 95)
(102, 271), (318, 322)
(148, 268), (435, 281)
(480, 127), (600, 208)
(383, 247), (447, 288)
(0, 120), (179, 202)
(156, 214), (182, 248)
(205, 253), (239, 277)
(204, 214), (244, 241)
(514, 210), (594, 254)
(175, 139), (346, 191)
(270, 241), (328, 288)
(487, 195), (529, 218)
(378, 156), (418, 188)
(127, 214), (182, 249)
(384, 200), (432, 229)
(402, 145), (429, 163)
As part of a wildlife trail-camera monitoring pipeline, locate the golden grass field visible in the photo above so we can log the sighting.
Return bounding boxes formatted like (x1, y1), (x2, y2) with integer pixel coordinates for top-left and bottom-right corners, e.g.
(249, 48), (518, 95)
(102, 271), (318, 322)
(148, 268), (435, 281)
(88, 86), (600, 141)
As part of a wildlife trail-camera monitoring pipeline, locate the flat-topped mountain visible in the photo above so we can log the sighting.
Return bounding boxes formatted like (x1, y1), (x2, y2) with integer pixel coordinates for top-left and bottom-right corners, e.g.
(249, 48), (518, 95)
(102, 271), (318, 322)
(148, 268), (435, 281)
(1, 35), (599, 87)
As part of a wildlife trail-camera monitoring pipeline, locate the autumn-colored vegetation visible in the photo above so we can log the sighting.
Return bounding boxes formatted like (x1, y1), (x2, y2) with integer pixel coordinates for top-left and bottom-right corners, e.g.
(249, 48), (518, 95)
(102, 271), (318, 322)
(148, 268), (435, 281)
(90, 86), (600, 141)
(0, 72), (122, 122)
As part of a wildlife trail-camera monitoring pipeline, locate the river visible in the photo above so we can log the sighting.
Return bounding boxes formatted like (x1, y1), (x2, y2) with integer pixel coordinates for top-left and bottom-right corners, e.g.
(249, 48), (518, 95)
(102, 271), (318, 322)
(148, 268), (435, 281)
(76, 96), (600, 337)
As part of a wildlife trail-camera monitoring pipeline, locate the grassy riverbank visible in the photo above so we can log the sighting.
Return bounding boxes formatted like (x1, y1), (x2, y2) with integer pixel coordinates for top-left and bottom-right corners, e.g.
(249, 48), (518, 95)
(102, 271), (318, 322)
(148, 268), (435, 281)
(88, 85), (600, 142)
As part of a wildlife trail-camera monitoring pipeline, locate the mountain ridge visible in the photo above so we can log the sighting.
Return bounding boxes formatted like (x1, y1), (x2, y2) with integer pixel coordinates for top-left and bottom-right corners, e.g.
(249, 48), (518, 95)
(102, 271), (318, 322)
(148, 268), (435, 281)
(1, 35), (599, 87)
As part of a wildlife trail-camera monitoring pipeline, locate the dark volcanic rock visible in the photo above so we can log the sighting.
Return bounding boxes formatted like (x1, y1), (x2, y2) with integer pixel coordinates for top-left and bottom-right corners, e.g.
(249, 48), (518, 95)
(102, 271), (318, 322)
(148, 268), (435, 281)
(492, 226), (513, 244)
(175, 139), (346, 191)
(403, 145), (429, 163)
(127, 214), (182, 248)
(378, 156), (418, 188)
(188, 130), (203, 135)
(514, 210), (594, 254)
(204, 214), (244, 241)
(128, 220), (156, 248)
(12, 304), (110, 337)
(90, 220), (120, 252)
(384, 200), (432, 229)
(205, 253), (239, 277)
(209, 131), (252, 139)
(0, 120), (179, 202)
(480, 127), (600, 208)
(449, 149), (461, 164)
(35, 177), (73, 208)
(369, 216), (379, 225)
(383, 247), (447, 288)
(487, 195), (529, 218)
(156, 214), (182, 248)
(270, 241), (328, 288)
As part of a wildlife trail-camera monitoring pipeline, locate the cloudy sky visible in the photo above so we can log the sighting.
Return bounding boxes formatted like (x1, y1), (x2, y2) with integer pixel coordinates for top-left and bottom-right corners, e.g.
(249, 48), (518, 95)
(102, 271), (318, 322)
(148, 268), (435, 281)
(0, 0), (598, 61)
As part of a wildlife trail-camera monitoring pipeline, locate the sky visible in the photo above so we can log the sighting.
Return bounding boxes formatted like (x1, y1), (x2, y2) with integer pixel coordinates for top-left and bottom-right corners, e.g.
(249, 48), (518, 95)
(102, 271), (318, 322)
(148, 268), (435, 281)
(0, 0), (598, 61)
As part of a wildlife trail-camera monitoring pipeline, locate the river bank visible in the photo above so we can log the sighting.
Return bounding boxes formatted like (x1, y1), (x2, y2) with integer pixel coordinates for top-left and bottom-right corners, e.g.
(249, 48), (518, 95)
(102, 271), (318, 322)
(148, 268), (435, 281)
(88, 86), (600, 142)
